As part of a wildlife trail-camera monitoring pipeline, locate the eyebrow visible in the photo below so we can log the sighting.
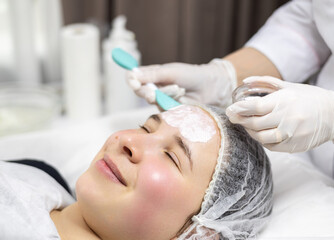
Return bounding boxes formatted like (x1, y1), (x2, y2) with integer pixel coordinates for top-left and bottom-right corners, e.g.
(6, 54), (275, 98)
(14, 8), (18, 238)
(148, 114), (161, 123)
(175, 135), (193, 171)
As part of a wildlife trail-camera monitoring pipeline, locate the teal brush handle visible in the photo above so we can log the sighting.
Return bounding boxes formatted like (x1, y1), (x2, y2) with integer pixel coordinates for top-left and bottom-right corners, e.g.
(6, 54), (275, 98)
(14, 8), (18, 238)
(112, 48), (139, 70)
(155, 89), (181, 110)
(111, 48), (181, 111)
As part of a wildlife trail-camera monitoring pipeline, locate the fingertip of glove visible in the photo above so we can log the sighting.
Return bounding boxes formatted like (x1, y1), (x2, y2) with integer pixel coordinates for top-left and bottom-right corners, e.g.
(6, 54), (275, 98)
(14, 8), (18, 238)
(179, 87), (186, 96)
(128, 78), (141, 90)
(225, 107), (238, 123)
(226, 102), (248, 115)
(242, 76), (262, 84)
(136, 84), (157, 104)
(146, 91), (156, 104)
(226, 106), (234, 116)
(243, 76), (284, 88)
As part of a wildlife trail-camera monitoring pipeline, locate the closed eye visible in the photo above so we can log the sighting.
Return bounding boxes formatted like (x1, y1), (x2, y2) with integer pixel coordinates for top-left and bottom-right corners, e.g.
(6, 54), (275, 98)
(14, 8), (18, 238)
(165, 151), (180, 170)
(139, 125), (149, 133)
(140, 124), (181, 172)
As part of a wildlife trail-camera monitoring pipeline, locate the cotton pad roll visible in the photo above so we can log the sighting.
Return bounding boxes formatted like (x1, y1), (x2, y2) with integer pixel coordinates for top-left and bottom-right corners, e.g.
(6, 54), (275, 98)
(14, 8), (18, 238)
(61, 24), (101, 121)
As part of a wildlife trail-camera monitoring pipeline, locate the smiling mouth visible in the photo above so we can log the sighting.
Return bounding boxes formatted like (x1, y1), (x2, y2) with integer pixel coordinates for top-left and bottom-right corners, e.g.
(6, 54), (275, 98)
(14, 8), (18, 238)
(104, 155), (127, 186)
(96, 156), (127, 186)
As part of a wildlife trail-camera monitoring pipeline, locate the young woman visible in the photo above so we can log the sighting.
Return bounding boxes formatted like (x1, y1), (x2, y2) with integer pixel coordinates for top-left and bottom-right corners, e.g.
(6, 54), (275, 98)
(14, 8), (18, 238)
(0, 104), (273, 240)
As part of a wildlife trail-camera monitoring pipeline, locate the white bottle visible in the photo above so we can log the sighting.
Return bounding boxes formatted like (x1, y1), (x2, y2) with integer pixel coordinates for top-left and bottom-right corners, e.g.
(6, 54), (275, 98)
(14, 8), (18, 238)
(103, 15), (142, 114)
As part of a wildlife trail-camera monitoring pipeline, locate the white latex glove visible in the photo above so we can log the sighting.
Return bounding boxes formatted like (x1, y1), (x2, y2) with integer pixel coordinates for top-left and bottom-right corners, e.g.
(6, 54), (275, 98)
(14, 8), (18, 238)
(126, 59), (237, 108)
(226, 76), (334, 153)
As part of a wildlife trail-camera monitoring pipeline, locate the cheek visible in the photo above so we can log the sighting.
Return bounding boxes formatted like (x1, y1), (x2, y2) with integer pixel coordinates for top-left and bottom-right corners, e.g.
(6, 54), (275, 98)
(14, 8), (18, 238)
(138, 161), (181, 202)
(122, 160), (186, 234)
(104, 132), (122, 146)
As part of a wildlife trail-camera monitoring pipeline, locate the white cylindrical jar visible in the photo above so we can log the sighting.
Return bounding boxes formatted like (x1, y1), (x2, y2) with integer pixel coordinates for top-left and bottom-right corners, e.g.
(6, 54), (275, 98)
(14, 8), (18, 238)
(61, 24), (101, 121)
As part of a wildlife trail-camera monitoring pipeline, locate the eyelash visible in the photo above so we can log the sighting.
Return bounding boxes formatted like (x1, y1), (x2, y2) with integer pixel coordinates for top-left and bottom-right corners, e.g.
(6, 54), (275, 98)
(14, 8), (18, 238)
(139, 125), (149, 133)
(164, 151), (179, 169)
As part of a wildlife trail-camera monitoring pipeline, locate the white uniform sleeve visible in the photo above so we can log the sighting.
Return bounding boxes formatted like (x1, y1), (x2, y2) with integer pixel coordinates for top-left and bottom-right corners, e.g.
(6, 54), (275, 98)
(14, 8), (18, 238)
(245, 0), (331, 83)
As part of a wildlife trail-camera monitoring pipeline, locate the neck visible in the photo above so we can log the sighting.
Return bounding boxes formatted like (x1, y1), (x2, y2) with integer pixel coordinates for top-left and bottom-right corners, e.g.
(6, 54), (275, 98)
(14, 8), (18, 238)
(50, 202), (101, 240)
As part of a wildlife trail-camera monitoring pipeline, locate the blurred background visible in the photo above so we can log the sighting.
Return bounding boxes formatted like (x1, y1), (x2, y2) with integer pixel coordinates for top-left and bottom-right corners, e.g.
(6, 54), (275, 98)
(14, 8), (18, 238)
(63, 0), (289, 64)
(0, 0), (289, 136)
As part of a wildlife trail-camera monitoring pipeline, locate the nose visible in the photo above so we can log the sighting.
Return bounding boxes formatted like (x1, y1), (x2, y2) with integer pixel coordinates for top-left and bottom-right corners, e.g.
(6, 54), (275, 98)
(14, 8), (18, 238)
(118, 130), (166, 163)
(119, 133), (143, 164)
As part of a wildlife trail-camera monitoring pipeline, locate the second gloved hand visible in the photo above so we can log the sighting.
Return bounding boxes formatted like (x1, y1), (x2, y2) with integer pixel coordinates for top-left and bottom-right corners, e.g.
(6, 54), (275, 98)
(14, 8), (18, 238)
(126, 59), (237, 108)
(226, 76), (334, 153)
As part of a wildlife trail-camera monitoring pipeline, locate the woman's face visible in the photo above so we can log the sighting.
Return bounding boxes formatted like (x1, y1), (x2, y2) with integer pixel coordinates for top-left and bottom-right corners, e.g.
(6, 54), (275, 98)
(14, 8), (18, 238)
(76, 105), (220, 240)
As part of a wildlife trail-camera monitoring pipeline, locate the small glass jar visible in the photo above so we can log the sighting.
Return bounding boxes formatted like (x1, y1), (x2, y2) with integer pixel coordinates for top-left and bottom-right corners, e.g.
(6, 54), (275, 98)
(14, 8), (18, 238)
(232, 81), (280, 103)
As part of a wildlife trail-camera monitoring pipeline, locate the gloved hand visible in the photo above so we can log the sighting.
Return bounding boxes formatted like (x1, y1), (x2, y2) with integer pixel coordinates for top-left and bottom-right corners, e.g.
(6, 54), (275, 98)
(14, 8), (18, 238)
(126, 59), (237, 108)
(226, 76), (334, 153)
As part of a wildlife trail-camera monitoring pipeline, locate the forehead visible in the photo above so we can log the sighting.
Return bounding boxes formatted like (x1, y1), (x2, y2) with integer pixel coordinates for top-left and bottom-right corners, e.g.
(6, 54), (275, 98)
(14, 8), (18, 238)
(160, 105), (217, 143)
(160, 105), (220, 184)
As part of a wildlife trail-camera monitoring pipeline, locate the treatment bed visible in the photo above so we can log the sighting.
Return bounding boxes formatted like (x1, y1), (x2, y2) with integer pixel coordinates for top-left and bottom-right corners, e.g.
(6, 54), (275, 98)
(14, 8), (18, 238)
(0, 106), (333, 239)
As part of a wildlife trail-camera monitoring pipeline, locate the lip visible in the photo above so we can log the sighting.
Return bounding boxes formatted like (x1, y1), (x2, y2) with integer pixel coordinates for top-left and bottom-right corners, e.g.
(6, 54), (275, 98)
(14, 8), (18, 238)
(96, 155), (127, 186)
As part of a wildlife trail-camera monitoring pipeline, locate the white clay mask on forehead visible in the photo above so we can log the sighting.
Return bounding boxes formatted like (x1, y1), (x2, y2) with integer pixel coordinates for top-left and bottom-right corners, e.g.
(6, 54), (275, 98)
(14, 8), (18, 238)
(161, 105), (216, 143)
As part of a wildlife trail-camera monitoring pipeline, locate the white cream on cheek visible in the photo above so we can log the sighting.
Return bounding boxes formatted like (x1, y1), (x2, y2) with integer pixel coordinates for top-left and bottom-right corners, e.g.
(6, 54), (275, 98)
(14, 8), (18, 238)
(161, 105), (216, 143)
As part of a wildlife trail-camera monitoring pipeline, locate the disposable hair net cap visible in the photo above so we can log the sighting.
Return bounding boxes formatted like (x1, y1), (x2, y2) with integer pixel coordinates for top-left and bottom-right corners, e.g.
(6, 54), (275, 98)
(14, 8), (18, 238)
(178, 105), (273, 240)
